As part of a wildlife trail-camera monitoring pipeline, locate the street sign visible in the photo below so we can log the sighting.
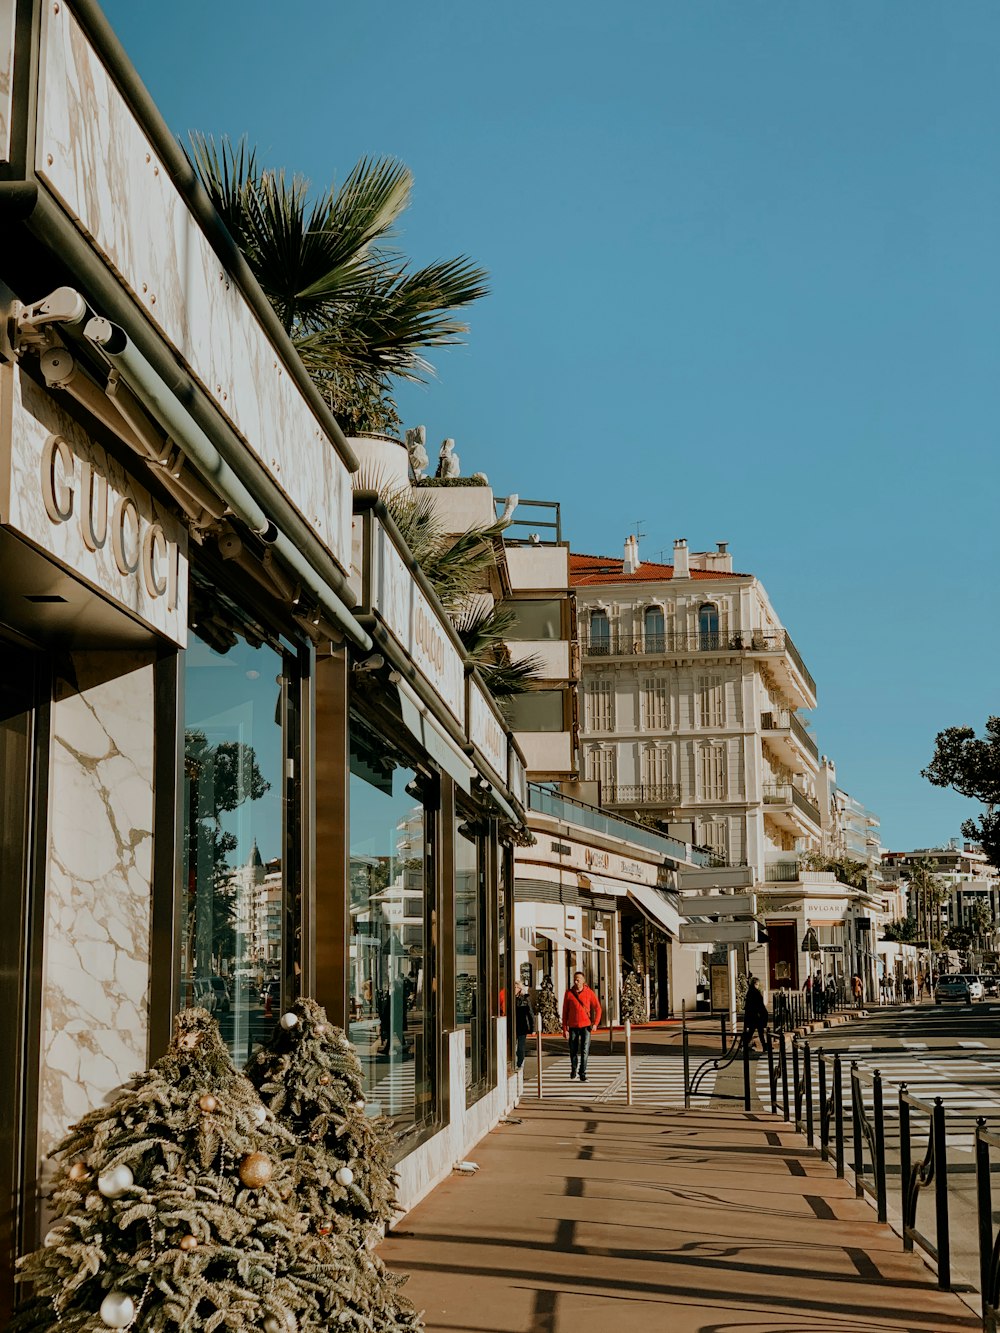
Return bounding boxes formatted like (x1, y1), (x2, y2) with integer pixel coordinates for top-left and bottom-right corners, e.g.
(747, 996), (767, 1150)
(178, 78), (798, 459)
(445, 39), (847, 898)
(677, 865), (754, 891)
(677, 892), (756, 918)
(821, 945), (843, 953)
(679, 921), (759, 945)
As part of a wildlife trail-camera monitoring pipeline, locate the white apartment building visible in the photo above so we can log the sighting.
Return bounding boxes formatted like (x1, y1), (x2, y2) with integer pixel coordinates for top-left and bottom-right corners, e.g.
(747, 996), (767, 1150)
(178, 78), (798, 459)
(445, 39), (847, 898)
(572, 537), (881, 994)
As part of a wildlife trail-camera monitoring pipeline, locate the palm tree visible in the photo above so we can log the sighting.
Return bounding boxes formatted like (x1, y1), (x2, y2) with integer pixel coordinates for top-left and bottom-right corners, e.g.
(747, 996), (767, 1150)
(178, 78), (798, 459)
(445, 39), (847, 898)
(188, 135), (489, 436)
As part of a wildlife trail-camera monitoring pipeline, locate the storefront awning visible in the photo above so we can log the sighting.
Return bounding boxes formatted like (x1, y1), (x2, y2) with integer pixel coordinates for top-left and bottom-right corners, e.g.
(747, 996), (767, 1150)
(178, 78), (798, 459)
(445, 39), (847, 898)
(535, 927), (606, 954)
(625, 884), (679, 938)
(397, 681), (474, 793)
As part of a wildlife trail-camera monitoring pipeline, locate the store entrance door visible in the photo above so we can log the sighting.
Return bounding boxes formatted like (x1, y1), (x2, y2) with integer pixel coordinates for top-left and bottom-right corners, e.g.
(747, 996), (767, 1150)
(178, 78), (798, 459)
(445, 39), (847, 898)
(767, 922), (799, 991)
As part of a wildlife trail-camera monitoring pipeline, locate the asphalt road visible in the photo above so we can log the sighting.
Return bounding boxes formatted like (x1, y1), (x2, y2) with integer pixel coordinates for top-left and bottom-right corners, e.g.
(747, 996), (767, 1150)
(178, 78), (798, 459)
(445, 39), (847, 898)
(769, 999), (1000, 1295)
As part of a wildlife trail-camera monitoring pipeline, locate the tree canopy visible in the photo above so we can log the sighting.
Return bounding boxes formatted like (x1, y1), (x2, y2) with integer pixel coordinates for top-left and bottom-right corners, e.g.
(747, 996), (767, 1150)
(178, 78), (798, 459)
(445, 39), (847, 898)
(922, 716), (1000, 868)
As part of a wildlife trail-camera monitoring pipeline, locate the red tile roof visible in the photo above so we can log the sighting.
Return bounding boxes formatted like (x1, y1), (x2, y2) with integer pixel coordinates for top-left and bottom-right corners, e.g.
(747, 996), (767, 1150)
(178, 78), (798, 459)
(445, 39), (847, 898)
(569, 552), (748, 586)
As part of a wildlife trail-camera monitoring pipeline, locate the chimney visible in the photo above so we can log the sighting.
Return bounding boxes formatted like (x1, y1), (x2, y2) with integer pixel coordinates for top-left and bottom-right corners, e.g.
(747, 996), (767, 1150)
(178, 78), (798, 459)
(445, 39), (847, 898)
(672, 538), (689, 579)
(623, 533), (640, 575)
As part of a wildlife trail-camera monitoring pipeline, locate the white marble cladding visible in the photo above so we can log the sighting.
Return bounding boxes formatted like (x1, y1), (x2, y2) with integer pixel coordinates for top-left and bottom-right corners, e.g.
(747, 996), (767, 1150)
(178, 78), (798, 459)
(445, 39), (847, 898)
(1, 366), (188, 645)
(35, 4), (352, 574)
(0, 0), (13, 161)
(38, 650), (155, 1167)
(393, 1023), (514, 1217)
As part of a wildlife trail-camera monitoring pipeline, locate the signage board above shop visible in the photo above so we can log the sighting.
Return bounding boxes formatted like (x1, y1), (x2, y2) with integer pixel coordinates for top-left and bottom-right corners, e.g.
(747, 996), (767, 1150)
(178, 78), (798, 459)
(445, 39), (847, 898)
(0, 366), (188, 646)
(469, 679), (507, 786)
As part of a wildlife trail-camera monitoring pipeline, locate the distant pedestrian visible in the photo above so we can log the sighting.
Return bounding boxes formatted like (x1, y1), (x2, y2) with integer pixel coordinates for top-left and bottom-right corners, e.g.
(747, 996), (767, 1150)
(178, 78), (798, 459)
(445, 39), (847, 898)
(851, 973), (863, 1008)
(561, 971), (601, 1083)
(514, 980), (535, 1071)
(743, 977), (768, 1056)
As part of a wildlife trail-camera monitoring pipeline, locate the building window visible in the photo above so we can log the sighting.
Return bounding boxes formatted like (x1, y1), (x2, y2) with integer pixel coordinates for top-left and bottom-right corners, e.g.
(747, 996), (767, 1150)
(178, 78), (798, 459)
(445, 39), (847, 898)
(640, 745), (672, 789)
(500, 598), (562, 641)
(698, 742), (727, 801)
(505, 689), (565, 733)
(701, 818), (729, 858)
(586, 746), (616, 790)
(641, 676), (669, 730)
(348, 713), (436, 1140)
(584, 678), (614, 731)
(588, 609), (611, 654)
(697, 674), (724, 728)
(643, 606), (665, 652)
(698, 603), (720, 650)
(182, 583), (301, 1068)
(455, 816), (488, 1103)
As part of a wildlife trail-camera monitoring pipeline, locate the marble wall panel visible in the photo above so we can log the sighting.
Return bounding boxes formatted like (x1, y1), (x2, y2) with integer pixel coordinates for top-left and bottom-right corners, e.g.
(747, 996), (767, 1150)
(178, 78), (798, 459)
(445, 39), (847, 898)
(37, 650), (156, 1167)
(0, 0), (13, 162)
(35, 3), (352, 574)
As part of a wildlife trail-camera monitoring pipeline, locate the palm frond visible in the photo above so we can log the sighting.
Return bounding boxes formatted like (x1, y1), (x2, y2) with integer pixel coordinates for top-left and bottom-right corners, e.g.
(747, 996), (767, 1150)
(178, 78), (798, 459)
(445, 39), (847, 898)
(483, 656), (547, 701)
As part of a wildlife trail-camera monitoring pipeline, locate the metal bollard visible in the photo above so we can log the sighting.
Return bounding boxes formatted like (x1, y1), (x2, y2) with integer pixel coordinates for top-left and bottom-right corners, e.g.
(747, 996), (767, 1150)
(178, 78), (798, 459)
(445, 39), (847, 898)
(874, 1070), (887, 1223)
(742, 1025), (751, 1111)
(535, 1013), (543, 1100)
(792, 1036), (801, 1131)
(720, 1012), (727, 1054)
(804, 1041), (814, 1147)
(833, 1053), (844, 1178)
(767, 1031), (777, 1115)
(933, 1097), (950, 1288)
(624, 1019), (633, 1106)
(682, 1001), (691, 1111)
(818, 1054), (828, 1160)
(780, 1036), (790, 1122)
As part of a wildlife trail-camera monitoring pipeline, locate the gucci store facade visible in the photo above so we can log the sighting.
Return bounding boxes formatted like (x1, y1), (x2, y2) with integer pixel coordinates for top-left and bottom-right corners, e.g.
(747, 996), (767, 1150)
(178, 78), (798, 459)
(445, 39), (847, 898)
(0, 1), (524, 1317)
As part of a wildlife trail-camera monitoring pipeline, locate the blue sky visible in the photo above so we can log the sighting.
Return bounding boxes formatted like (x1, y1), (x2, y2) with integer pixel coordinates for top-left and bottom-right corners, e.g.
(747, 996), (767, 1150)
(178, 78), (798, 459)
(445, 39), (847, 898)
(104, 1), (999, 853)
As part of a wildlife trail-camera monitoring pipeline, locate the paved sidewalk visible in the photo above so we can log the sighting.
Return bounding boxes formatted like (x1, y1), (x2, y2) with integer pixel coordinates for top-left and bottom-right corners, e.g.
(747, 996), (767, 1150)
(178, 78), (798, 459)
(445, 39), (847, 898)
(381, 1100), (978, 1333)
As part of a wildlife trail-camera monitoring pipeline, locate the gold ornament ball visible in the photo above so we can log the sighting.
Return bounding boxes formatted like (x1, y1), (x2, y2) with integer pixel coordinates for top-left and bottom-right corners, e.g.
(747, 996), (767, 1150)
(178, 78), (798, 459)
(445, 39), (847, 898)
(309, 1132), (320, 1143)
(238, 1151), (273, 1188)
(198, 1094), (218, 1114)
(318, 1074), (330, 1085)
(179, 1234), (199, 1251)
(68, 1161), (88, 1182)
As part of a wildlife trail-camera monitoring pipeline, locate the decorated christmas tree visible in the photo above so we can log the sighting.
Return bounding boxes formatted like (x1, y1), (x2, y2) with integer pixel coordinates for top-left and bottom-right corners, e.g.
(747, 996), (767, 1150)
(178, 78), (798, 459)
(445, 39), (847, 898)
(12, 1009), (410, 1332)
(620, 969), (648, 1024)
(244, 998), (421, 1327)
(535, 975), (561, 1034)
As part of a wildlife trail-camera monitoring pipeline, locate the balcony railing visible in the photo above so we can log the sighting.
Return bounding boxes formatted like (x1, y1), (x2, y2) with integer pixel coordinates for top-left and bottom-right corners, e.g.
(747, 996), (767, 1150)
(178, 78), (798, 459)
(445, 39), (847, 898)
(760, 710), (819, 761)
(783, 629), (816, 699)
(603, 782), (682, 807)
(762, 783), (822, 827)
(582, 629), (784, 658)
(527, 783), (702, 863)
(764, 861), (802, 882)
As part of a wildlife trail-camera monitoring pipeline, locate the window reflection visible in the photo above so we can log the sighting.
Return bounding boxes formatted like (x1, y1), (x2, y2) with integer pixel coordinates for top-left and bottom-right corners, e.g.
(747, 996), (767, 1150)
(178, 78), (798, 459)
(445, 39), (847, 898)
(348, 716), (435, 1139)
(456, 818), (487, 1099)
(183, 613), (291, 1066)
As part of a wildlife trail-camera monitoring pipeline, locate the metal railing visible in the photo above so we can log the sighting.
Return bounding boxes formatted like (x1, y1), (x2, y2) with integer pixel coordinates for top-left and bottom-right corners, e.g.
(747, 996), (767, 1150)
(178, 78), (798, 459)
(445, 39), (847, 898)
(975, 1121), (1000, 1329)
(604, 782), (681, 807)
(760, 709), (820, 760)
(900, 1088), (951, 1289)
(582, 630), (785, 658)
(682, 1009), (752, 1111)
(761, 783), (821, 826)
(850, 1062), (888, 1223)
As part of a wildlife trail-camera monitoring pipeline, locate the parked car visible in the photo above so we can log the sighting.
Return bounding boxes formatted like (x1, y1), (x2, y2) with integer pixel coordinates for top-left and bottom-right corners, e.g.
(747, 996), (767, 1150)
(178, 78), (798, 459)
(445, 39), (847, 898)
(983, 974), (1000, 997)
(934, 975), (971, 1005)
(960, 974), (985, 1001)
(209, 976), (231, 1013)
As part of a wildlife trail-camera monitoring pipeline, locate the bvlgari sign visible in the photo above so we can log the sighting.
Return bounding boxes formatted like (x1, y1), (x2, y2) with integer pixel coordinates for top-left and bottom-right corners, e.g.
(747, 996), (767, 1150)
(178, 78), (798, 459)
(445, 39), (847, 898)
(0, 366), (188, 645)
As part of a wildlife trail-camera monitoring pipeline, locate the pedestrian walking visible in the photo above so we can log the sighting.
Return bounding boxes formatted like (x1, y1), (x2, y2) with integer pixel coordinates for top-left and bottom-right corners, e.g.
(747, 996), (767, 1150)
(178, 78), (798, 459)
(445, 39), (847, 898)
(851, 973), (863, 1008)
(743, 977), (768, 1056)
(513, 980), (535, 1071)
(561, 971), (601, 1083)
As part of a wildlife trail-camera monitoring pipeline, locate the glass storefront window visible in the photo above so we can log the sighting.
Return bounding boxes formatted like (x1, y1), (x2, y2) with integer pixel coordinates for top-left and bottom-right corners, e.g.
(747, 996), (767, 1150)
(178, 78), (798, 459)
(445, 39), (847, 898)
(183, 589), (298, 1067)
(456, 818), (487, 1100)
(348, 714), (435, 1140)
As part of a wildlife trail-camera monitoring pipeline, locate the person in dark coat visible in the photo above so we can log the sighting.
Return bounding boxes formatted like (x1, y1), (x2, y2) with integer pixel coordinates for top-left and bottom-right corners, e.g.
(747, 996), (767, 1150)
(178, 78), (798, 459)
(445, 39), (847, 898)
(743, 976), (768, 1055)
(514, 980), (535, 1070)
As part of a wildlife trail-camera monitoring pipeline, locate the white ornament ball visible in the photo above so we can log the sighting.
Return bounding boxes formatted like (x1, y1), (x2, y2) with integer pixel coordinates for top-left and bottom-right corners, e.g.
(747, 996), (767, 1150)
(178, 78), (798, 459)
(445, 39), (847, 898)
(335, 1166), (354, 1187)
(354, 1099), (365, 1110)
(252, 1105), (268, 1126)
(97, 1164), (134, 1199)
(263, 1317), (283, 1333)
(44, 1228), (63, 1248)
(279, 1012), (299, 1030)
(99, 1290), (135, 1328)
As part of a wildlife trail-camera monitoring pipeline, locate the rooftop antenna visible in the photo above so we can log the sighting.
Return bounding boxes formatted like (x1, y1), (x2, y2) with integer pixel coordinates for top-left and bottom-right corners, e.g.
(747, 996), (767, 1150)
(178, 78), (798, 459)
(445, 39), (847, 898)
(633, 519), (647, 542)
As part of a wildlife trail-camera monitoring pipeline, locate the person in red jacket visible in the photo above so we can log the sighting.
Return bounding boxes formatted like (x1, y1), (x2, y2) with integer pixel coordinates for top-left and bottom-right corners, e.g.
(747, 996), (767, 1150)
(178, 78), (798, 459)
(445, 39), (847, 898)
(561, 971), (601, 1082)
